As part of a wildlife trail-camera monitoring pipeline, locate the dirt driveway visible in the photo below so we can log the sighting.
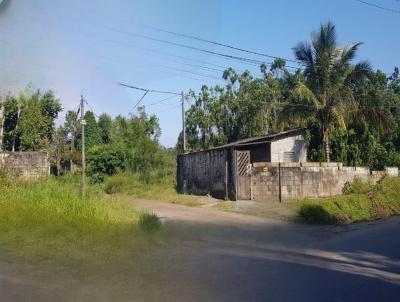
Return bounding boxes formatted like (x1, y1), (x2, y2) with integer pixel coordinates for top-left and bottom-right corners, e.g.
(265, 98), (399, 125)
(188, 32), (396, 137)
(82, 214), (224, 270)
(1, 199), (400, 302)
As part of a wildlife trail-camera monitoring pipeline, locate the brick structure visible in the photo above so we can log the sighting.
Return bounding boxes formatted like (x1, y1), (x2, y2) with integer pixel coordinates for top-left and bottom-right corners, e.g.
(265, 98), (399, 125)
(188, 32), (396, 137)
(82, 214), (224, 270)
(0, 152), (50, 179)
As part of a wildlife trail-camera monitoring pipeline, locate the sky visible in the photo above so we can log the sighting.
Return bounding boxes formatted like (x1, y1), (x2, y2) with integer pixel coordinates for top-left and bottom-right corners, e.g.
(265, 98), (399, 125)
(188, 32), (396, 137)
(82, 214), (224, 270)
(0, 0), (399, 147)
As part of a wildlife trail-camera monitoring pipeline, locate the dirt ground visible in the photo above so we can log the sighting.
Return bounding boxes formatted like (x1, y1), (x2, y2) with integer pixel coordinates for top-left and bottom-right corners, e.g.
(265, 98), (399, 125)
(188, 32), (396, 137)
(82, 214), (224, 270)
(1, 199), (400, 302)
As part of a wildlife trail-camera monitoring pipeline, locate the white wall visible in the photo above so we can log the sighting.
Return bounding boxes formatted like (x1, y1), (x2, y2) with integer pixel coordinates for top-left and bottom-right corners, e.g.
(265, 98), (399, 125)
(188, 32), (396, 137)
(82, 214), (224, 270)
(270, 134), (307, 162)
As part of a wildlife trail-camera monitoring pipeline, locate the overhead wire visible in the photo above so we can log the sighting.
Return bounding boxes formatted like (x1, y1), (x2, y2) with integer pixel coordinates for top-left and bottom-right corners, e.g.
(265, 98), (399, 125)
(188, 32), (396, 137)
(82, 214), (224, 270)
(105, 39), (263, 76)
(108, 28), (300, 70)
(354, 0), (400, 14)
(141, 24), (300, 64)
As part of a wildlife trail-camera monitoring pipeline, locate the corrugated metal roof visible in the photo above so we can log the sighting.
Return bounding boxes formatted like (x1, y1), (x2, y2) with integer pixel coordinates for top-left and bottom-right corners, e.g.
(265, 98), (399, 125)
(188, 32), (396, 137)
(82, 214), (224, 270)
(185, 128), (305, 154)
(216, 128), (305, 149)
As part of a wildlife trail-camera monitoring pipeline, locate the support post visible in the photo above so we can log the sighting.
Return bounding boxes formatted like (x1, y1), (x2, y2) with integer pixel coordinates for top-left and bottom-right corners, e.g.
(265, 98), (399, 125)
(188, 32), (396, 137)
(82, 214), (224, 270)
(0, 95), (5, 152)
(80, 96), (86, 198)
(181, 91), (186, 153)
(278, 162), (282, 203)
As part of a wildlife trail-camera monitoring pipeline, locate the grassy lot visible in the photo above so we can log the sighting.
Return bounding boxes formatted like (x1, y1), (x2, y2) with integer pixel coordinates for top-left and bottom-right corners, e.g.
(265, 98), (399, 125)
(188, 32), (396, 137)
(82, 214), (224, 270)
(103, 172), (203, 207)
(0, 172), (161, 266)
(298, 176), (400, 224)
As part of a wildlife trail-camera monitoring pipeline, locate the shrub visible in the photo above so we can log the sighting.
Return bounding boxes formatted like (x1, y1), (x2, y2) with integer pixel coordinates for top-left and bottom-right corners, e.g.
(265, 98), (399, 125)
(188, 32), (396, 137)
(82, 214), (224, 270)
(298, 177), (400, 224)
(138, 211), (161, 232)
(298, 204), (335, 224)
(87, 145), (126, 178)
(342, 178), (373, 194)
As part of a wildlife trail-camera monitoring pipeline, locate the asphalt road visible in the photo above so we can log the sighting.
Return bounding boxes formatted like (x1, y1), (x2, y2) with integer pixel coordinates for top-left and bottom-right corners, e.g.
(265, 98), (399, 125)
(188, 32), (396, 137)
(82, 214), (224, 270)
(1, 200), (400, 302)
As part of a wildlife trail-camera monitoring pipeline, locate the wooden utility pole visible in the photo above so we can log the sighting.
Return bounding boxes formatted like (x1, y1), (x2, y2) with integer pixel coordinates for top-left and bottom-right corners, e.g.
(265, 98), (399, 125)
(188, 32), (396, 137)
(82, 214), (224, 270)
(0, 95), (5, 152)
(80, 96), (86, 198)
(181, 91), (186, 153)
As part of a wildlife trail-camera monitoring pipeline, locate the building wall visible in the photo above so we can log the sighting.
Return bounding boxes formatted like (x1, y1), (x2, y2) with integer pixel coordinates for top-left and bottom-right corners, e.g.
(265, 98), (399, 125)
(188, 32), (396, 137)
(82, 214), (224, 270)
(251, 162), (399, 202)
(0, 152), (50, 179)
(270, 134), (307, 162)
(177, 149), (229, 199)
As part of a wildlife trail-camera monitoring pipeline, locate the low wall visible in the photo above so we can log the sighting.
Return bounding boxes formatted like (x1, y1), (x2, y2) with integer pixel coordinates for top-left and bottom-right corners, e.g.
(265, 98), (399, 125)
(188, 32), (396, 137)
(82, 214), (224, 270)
(251, 162), (399, 202)
(0, 152), (50, 179)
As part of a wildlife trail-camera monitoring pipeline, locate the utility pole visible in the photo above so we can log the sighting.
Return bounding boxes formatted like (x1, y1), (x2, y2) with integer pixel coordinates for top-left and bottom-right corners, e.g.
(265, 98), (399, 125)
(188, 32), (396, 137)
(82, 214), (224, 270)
(80, 96), (86, 198)
(0, 95), (5, 152)
(181, 91), (186, 153)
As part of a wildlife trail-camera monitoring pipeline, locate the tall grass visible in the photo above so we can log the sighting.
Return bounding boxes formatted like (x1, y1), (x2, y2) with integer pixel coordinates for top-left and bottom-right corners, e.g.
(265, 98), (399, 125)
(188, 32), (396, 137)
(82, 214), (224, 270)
(103, 172), (202, 206)
(0, 174), (158, 265)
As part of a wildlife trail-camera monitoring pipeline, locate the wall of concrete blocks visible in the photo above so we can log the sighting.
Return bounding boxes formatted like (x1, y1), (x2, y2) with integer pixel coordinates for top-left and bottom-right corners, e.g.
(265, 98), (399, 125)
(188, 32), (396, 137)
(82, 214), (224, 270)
(0, 152), (50, 179)
(177, 149), (230, 199)
(251, 162), (399, 202)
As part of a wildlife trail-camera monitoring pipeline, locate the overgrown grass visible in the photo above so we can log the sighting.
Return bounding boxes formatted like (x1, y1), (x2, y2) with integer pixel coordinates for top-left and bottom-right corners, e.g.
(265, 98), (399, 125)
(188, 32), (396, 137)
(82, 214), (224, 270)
(298, 176), (400, 224)
(103, 172), (203, 207)
(0, 173), (160, 266)
(138, 211), (162, 232)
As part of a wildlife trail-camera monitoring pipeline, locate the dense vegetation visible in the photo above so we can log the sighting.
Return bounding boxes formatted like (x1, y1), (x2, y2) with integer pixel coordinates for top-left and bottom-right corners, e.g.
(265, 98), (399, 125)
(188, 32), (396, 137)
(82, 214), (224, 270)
(298, 177), (400, 224)
(181, 23), (400, 169)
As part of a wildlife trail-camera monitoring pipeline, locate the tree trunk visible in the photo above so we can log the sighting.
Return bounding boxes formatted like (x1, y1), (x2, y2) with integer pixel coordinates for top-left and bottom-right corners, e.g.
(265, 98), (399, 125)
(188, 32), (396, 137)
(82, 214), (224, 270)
(322, 125), (330, 162)
(12, 104), (21, 152)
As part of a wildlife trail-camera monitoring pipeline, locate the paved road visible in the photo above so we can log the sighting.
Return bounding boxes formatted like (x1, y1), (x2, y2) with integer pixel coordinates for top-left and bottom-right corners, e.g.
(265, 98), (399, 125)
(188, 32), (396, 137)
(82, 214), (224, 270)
(1, 200), (400, 301)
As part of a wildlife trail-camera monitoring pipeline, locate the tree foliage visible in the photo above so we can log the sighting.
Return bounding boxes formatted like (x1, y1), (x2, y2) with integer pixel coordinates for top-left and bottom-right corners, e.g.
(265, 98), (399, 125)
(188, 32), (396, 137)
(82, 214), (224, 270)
(180, 22), (400, 169)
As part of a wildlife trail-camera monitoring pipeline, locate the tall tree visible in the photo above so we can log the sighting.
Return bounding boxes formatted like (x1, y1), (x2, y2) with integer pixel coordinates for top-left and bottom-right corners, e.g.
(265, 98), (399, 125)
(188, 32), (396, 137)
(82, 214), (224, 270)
(284, 22), (372, 161)
(98, 113), (112, 144)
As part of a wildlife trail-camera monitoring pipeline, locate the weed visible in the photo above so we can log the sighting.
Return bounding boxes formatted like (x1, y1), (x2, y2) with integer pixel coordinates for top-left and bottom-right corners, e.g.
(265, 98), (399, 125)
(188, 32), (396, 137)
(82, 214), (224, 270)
(138, 211), (162, 232)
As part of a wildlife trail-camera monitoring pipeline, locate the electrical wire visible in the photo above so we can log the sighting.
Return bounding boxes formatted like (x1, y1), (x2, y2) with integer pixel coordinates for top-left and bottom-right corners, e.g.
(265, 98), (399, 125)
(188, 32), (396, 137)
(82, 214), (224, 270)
(108, 28), (300, 70)
(119, 83), (181, 95)
(146, 95), (179, 107)
(354, 0), (400, 14)
(141, 24), (300, 63)
(129, 90), (149, 114)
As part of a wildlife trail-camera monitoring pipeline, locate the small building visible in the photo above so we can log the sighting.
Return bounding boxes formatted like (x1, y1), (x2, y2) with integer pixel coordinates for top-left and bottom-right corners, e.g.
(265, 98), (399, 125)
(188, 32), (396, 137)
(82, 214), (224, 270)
(176, 128), (307, 200)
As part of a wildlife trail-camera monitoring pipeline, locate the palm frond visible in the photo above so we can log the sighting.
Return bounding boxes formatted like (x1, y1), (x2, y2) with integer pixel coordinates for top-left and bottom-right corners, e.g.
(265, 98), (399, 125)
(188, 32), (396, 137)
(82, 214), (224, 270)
(339, 42), (363, 65)
(345, 61), (373, 86)
(293, 42), (314, 66)
(292, 82), (320, 108)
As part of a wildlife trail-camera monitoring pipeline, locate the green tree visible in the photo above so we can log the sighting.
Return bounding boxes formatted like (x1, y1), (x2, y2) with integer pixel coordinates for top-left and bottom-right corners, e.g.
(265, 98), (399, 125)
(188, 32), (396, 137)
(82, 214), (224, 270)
(284, 22), (372, 161)
(98, 113), (112, 144)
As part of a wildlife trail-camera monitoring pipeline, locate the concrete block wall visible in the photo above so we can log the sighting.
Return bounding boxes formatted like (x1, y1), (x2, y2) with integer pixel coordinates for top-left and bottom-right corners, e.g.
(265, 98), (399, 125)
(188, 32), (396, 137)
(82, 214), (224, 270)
(270, 134), (307, 162)
(177, 149), (228, 199)
(251, 162), (399, 202)
(0, 152), (50, 179)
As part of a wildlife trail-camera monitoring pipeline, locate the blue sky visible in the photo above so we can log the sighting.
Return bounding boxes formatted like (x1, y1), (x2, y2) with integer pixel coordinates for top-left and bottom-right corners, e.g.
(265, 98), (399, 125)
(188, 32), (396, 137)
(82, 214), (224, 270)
(1, 0), (399, 147)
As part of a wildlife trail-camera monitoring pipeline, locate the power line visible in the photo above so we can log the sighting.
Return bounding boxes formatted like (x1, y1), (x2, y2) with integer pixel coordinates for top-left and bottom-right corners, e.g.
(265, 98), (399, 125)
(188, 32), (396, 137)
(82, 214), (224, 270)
(142, 24), (300, 64)
(119, 83), (182, 95)
(106, 39), (262, 76)
(354, 0), (400, 14)
(108, 28), (300, 70)
(84, 100), (101, 119)
(129, 90), (149, 114)
(146, 95), (179, 107)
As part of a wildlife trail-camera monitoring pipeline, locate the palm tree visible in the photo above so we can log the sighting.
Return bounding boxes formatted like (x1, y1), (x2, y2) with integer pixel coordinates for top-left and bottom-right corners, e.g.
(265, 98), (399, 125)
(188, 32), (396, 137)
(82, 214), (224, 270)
(284, 22), (372, 162)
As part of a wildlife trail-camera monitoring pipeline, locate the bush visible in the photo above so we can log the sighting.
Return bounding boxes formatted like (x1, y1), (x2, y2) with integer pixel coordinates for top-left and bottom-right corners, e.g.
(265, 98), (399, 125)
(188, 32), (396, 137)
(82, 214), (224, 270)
(138, 211), (161, 232)
(298, 204), (335, 224)
(87, 145), (126, 179)
(342, 178), (374, 194)
(298, 177), (400, 224)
